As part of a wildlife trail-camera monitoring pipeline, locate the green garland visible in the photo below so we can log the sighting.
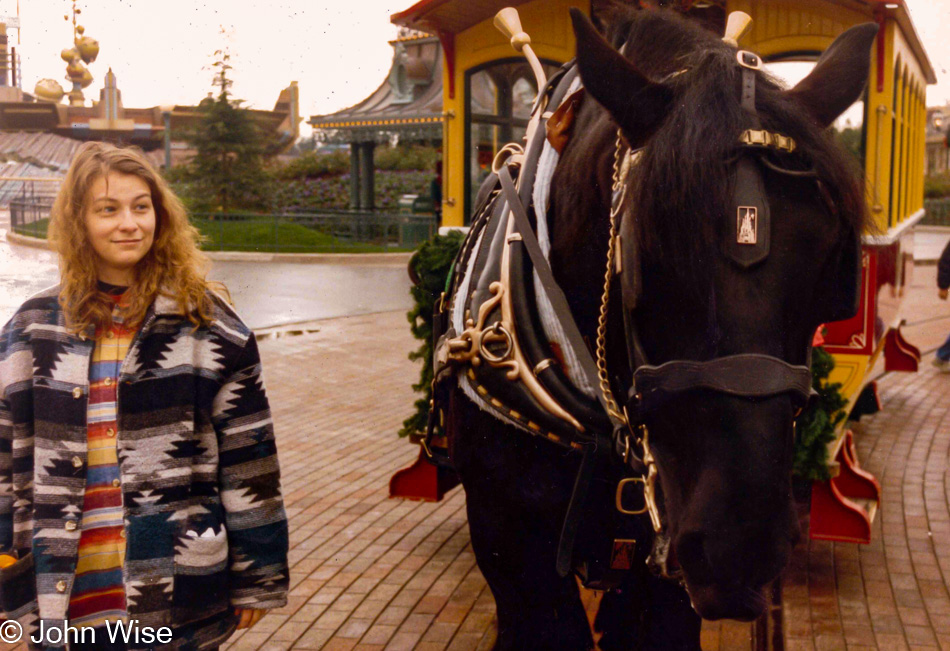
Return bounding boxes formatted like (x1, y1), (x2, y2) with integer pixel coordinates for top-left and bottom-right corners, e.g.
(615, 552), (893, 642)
(401, 242), (848, 484)
(792, 346), (848, 481)
(399, 231), (465, 438)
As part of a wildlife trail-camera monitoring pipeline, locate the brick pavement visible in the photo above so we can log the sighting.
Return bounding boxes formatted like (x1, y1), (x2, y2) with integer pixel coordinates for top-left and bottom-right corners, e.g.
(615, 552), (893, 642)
(223, 313), (493, 651)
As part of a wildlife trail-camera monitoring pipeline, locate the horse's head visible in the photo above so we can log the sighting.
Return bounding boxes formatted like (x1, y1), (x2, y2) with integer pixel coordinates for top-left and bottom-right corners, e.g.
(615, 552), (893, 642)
(568, 8), (876, 620)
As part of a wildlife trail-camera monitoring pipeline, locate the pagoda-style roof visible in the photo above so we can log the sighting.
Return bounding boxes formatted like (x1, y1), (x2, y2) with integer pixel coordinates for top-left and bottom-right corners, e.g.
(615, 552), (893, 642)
(309, 34), (442, 144)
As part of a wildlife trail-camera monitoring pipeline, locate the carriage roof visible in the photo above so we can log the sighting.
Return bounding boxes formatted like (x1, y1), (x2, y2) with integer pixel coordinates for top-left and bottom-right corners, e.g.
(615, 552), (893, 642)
(392, 0), (934, 84)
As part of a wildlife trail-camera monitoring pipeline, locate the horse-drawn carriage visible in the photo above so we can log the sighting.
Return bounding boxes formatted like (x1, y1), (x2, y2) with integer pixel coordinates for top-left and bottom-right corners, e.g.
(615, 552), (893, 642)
(388, 0), (933, 647)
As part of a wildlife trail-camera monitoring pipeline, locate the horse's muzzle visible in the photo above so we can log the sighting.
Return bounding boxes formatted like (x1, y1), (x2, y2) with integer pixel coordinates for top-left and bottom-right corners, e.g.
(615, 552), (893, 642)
(685, 581), (769, 621)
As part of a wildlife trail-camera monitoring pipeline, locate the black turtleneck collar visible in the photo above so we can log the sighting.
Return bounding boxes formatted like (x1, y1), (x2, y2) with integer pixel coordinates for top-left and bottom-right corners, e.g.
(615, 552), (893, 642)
(97, 281), (128, 296)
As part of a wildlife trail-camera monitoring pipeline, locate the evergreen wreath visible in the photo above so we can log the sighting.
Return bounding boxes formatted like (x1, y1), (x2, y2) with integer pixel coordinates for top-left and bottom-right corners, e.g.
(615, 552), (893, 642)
(792, 340), (849, 481)
(400, 231), (465, 438)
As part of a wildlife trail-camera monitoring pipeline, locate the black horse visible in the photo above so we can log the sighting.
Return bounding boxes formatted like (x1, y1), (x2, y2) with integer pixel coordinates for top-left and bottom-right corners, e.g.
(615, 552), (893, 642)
(447, 6), (875, 650)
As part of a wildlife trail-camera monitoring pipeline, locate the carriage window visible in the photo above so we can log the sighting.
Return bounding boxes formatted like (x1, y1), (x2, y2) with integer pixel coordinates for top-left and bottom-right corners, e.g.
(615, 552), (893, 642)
(764, 60), (866, 165)
(465, 58), (559, 223)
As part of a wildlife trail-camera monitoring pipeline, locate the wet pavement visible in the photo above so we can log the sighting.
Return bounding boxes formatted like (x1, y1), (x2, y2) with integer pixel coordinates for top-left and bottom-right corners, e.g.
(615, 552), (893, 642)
(0, 233), (58, 324)
(0, 215), (413, 330)
(210, 261), (412, 330)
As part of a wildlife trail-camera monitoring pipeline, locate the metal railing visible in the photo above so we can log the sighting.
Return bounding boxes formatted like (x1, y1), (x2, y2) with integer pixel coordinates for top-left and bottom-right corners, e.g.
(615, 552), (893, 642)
(8, 179), (60, 239)
(5, 176), (438, 252)
(923, 198), (950, 227)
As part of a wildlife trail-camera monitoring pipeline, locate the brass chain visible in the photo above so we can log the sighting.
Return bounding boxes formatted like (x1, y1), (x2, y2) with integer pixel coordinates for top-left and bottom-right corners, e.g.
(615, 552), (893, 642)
(595, 132), (629, 424)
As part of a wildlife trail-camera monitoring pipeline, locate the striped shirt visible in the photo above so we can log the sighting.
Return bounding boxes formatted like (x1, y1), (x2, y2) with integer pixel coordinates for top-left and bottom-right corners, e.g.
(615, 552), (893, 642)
(67, 290), (134, 631)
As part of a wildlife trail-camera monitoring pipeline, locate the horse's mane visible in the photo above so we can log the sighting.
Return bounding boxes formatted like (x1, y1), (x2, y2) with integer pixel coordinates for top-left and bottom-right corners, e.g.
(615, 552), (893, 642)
(589, 7), (869, 275)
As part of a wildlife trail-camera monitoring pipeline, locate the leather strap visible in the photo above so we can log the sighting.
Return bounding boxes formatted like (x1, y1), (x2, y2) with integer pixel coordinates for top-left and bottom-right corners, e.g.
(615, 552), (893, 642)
(724, 155), (771, 268)
(741, 67), (756, 114)
(556, 441), (599, 577)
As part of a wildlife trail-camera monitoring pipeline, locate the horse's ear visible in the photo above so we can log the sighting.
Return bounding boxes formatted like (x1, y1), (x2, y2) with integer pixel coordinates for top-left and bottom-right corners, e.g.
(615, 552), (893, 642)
(570, 8), (671, 139)
(786, 23), (878, 128)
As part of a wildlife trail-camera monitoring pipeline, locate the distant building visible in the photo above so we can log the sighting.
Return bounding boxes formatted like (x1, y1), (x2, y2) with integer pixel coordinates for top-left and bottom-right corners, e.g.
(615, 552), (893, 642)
(926, 105), (950, 176)
(309, 29), (443, 211)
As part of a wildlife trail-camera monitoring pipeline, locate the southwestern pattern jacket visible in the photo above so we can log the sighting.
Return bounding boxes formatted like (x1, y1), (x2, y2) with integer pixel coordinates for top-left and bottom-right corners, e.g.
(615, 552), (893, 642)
(0, 286), (289, 650)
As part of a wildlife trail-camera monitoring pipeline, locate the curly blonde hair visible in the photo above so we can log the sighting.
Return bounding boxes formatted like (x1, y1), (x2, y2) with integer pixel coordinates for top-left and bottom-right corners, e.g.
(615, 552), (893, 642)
(48, 142), (214, 332)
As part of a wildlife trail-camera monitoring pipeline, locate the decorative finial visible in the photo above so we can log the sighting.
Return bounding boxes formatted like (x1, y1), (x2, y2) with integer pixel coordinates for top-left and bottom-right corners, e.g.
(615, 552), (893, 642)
(722, 11), (752, 48)
(493, 8), (530, 53)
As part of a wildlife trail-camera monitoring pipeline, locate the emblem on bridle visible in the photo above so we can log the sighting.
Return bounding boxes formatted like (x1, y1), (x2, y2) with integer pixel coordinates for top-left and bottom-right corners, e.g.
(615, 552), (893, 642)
(737, 206), (757, 244)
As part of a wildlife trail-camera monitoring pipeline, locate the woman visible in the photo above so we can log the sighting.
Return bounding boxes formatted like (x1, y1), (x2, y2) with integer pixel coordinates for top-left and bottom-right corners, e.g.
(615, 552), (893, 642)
(0, 142), (289, 650)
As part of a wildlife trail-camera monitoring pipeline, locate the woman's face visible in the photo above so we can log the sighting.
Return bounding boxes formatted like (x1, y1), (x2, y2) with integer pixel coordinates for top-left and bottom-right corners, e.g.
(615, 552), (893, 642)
(83, 172), (157, 286)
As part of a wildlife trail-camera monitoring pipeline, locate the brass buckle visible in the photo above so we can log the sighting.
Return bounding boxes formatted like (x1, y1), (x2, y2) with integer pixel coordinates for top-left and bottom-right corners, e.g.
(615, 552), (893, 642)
(772, 133), (796, 152)
(616, 477), (650, 516)
(736, 50), (761, 70)
(740, 129), (768, 146)
(739, 129), (796, 153)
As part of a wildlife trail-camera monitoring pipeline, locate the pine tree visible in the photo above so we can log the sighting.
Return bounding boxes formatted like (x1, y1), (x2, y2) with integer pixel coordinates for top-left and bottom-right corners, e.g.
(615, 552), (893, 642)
(185, 50), (271, 212)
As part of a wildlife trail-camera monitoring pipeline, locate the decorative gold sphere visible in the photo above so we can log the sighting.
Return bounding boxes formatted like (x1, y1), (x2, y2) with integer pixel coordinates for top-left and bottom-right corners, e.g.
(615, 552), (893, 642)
(79, 68), (94, 88)
(76, 25), (85, 35)
(75, 36), (99, 63)
(34, 79), (65, 102)
(61, 47), (79, 62)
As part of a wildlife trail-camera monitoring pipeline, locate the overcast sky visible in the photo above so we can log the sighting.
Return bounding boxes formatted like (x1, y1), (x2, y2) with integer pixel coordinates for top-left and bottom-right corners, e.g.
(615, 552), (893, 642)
(8, 0), (950, 138)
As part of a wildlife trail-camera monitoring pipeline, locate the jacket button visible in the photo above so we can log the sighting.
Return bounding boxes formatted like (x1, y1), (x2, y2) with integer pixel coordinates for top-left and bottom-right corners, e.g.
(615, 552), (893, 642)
(71, 456), (82, 468)
(104, 377), (113, 387)
(64, 521), (77, 532)
(119, 529), (126, 539)
(106, 428), (115, 437)
(72, 387), (82, 399)
(106, 331), (115, 339)
(56, 580), (67, 593)
(112, 478), (120, 488)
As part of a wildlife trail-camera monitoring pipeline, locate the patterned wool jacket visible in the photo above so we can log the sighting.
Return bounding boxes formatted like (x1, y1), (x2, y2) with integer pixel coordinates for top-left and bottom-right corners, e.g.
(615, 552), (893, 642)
(0, 285), (289, 650)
